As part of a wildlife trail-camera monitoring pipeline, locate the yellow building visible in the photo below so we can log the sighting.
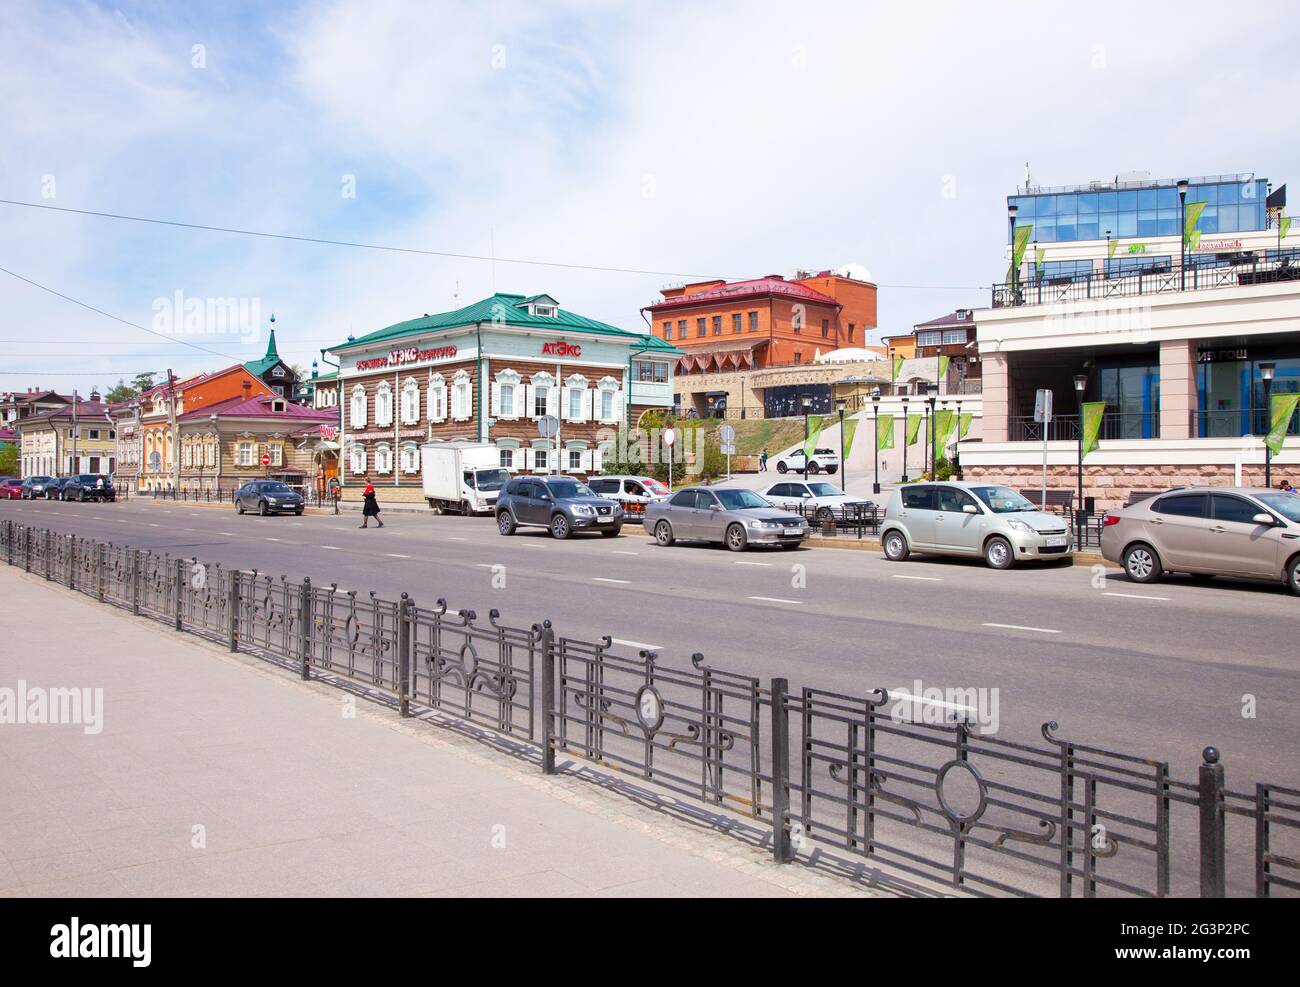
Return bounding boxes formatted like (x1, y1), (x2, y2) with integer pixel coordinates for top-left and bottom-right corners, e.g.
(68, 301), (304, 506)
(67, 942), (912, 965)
(17, 398), (115, 477)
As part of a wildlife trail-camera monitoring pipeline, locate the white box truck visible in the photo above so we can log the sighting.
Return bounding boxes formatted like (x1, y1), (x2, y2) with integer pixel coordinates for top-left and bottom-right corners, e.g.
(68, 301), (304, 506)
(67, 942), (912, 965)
(420, 441), (509, 515)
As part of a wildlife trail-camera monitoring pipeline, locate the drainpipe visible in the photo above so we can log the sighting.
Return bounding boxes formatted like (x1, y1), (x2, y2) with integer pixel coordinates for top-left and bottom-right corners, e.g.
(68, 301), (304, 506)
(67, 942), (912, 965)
(320, 349), (341, 500)
(477, 323), (484, 442)
(393, 367), (399, 488)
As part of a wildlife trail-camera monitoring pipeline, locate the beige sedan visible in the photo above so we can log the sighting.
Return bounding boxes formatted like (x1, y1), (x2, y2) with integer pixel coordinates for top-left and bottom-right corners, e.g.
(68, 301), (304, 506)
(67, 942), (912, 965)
(1101, 486), (1300, 595)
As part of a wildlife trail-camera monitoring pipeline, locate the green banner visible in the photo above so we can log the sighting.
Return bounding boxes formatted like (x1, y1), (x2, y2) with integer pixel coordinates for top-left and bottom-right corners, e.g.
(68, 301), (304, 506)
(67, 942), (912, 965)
(842, 418), (859, 459)
(1185, 200), (1207, 251)
(1266, 392), (1299, 456)
(1081, 401), (1106, 458)
(959, 412), (973, 438)
(1034, 246), (1045, 273)
(1007, 223), (1033, 283)
(1282, 214), (1292, 240)
(934, 409), (958, 451)
(937, 355), (950, 381)
(1108, 237), (1118, 259)
(802, 415), (826, 459)
(906, 414), (922, 446)
(877, 414), (894, 450)
(892, 356), (903, 381)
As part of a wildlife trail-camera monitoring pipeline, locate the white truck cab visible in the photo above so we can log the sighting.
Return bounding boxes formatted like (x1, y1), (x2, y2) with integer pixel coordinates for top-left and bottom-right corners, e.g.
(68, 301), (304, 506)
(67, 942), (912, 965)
(421, 441), (510, 515)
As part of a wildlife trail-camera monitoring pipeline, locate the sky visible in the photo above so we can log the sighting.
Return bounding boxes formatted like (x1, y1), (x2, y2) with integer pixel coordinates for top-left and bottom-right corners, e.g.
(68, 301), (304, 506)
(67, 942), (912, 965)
(2, 0), (1298, 396)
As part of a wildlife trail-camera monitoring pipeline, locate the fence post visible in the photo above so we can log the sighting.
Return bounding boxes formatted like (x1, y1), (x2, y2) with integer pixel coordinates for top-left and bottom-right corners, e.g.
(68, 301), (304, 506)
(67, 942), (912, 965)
(67, 536), (76, 590)
(5, 520), (12, 565)
(1199, 746), (1226, 897)
(539, 620), (556, 775)
(44, 528), (52, 581)
(227, 570), (240, 652)
(24, 525), (31, 572)
(771, 676), (792, 863)
(299, 577), (312, 680)
(97, 542), (106, 603)
(131, 550), (140, 615)
(174, 557), (186, 631)
(397, 593), (412, 717)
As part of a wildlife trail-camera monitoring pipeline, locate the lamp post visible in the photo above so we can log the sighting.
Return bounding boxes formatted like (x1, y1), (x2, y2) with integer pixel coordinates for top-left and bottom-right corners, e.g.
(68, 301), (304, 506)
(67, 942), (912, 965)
(1261, 362), (1276, 488)
(800, 393), (813, 478)
(1177, 179), (1189, 290)
(953, 398), (963, 477)
(1008, 204), (1019, 297)
(871, 388), (881, 494)
(900, 395), (910, 482)
(835, 397), (847, 491)
(926, 383), (939, 479)
(1105, 230), (1112, 278)
(1073, 373), (1088, 548)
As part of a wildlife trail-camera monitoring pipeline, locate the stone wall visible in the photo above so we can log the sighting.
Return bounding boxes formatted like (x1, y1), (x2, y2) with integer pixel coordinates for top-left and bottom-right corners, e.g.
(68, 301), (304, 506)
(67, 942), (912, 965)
(963, 462), (1280, 511)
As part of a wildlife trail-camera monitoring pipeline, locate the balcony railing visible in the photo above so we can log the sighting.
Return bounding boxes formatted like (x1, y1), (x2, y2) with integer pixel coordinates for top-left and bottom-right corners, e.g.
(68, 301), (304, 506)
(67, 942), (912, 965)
(1191, 406), (1299, 439)
(992, 253), (1300, 308)
(1008, 412), (1159, 442)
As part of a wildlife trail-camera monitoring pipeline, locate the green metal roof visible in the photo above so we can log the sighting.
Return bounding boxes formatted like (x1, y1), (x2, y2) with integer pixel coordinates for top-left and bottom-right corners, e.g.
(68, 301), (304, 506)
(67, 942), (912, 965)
(330, 293), (680, 355)
(244, 328), (286, 378)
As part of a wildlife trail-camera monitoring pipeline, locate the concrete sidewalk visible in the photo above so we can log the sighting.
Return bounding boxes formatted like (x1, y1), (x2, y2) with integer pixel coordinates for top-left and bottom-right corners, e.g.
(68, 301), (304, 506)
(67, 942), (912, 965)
(0, 566), (872, 898)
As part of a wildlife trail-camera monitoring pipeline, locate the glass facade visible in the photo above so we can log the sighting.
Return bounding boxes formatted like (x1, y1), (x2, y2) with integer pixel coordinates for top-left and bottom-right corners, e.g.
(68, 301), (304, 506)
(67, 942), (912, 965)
(1094, 359), (1160, 439)
(1195, 344), (1300, 437)
(1009, 178), (1269, 244)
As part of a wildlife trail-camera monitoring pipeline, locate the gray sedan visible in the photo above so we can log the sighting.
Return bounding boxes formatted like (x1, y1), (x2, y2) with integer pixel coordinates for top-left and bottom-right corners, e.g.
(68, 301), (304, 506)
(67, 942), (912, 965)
(645, 487), (809, 551)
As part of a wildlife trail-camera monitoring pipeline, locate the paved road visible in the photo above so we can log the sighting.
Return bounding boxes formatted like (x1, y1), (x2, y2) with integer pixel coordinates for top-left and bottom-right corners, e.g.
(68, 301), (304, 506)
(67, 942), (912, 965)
(4, 496), (1298, 790)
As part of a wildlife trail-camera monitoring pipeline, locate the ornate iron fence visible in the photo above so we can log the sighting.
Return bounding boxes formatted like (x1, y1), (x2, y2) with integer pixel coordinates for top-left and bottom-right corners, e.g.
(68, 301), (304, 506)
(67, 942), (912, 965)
(1, 516), (1295, 898)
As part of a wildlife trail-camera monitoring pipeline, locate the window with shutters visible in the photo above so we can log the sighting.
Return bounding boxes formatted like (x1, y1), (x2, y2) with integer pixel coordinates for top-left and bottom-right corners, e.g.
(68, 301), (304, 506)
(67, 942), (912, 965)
(350, 444), (367, 474)
(350, 385), (367, 428)
(375, 382), (393, 426)
(428, 373), (447, 421)
(494, 369), (521, 419)
(374, 443), (392, 474)
(270, 444), (283, 467)
(451, 371), (472, 421)
(401, 442), (420, 474)
(238, 442), (254, 466)
(401, 379), (420, 424)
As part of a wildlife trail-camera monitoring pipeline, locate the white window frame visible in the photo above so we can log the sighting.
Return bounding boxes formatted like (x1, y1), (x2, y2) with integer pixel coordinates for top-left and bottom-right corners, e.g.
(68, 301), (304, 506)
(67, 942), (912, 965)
(530, 372), (555, 419)
(238, 441), (254, 467)
(596, 376), (621, 424)
(400, 442), (420, 474)
(493, 369), (522, 420)
(374, 442), (392, 475)
(350, 443), (367, 474)
(401, 378), (421, 424)
(563, 374), (589, 423)
(428, 373), (447, 422)
(451, 371), (472, 422)
(270, 443), (283, 468)
(350, 385), (367, 428)
(375, 381), (394, 427)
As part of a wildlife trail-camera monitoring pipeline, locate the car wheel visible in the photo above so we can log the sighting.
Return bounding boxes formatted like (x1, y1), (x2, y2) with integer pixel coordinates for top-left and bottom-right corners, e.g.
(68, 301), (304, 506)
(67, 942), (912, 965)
(461, 500), (472, 516)
(776, 462), (788, 474)
(883, 530), (910, 561)
(550, 514), (571, 540)
(1287, 555), (1300, 597)
(1122, 543), (1162, 583)
(497, 510), (516, 535)
(428, 500), (444, 516)
(807, 462), (821, 474)
(236, 499), (244, 514)
(725, 523), (747, 552)
(600, 526), (622, 538)
(295, 509), (304, 516)
(654, 520), (675, 546)
(259, 500), (269, 517)
(984, 535), (1014, 570)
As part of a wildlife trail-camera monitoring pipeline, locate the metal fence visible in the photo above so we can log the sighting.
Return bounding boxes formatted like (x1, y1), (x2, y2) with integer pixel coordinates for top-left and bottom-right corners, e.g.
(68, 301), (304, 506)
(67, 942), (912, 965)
(3, 517), (1295, 898)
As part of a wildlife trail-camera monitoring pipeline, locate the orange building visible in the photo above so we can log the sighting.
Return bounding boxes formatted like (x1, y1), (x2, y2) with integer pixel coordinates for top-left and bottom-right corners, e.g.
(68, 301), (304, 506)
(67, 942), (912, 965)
(643, 270), (877, 376)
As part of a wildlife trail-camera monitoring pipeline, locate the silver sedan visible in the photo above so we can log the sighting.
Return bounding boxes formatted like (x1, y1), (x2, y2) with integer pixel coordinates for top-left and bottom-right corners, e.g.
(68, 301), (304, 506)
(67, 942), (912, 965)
(645, 487), (809, 551)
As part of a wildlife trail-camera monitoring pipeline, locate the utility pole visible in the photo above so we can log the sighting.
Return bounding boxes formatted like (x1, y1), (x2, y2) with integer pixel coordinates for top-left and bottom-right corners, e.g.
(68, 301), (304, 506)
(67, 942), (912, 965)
(166, 369), (180, 491)
(71, 389), (79, 474)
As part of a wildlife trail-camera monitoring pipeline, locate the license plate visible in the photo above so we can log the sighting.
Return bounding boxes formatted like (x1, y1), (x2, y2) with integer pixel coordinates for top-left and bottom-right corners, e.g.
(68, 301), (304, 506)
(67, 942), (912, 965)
(1045, 535), (1067, 547)
(596, 516), (613, 523)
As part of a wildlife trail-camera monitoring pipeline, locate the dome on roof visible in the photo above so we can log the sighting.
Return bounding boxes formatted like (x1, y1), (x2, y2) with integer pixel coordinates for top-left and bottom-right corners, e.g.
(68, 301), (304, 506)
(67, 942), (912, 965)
(816, 346), (886, 364)
(835, 263), (874, 283)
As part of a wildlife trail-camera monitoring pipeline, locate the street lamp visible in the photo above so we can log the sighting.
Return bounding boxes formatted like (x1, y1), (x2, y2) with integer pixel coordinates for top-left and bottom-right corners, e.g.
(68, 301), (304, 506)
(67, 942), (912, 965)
(900, 395), (910, 482)
(1177, 179), (1189, 290)
(1105, 230), (1112, 278)
(1073, 373), (1088, 548)
(835, 397), (847, 491)
(954, 398), (963, 477)
(870, 388), (882, 494)
(1261, 362), (1276, 488)
(800, 393), (813, 478)
(1008, 203), (1020, 297)
(926, 383), (939, 479)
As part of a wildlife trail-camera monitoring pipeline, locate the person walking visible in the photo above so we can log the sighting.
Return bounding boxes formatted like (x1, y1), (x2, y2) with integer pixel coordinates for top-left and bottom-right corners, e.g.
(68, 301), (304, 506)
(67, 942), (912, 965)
(360, 482), (384, 528)
(759, 449), (769, 472)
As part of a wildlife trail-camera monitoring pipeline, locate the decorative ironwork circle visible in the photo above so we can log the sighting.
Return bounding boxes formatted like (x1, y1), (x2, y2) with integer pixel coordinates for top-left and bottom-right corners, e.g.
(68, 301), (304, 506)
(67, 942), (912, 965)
(460, 641), (479, 678)
(935, 759), (987, 825)
(634, 685), (665, 734)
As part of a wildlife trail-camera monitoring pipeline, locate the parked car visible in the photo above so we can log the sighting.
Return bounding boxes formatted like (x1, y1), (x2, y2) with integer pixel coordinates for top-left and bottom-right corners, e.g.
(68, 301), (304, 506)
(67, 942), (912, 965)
(773, 448), (839, 475)
(759, 480), (874, 524)
(234, 480), (304, 516)
(44, 477), (71, 500)
(1101, 486), (1300, 595)
(20, 476), (55, 499)
(61, 474), (115, 502)
(880, 482), (1073, 569)
(645, 486), (808, 551)
(587, 475), (670, 522)
(495, 476), (623, 539)
(0, 477), (24, 500)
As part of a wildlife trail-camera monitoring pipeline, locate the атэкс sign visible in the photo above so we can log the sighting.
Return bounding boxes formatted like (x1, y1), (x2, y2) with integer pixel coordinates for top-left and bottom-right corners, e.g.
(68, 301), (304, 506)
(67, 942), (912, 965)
(356, 344), (458, 371)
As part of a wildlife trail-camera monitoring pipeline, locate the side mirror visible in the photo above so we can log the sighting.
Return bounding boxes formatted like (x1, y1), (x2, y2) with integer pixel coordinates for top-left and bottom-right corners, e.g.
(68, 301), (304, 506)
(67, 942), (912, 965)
(710, 503), (722, 511)
(1251, 512), (1275, 525)
(801, 491), (812, 498)
(963, 504), (979, 514)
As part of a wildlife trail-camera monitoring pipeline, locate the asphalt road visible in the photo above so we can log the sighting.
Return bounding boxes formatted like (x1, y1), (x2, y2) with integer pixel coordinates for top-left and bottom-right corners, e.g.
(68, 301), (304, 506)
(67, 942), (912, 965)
(4, 495), (1298, 792)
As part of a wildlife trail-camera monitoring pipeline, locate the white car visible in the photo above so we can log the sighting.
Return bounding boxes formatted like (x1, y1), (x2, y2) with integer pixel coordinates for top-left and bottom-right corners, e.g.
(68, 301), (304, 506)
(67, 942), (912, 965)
(774, 447), (839, 475)
(760, 480), (874, 523)
(587, 475), (671, 522)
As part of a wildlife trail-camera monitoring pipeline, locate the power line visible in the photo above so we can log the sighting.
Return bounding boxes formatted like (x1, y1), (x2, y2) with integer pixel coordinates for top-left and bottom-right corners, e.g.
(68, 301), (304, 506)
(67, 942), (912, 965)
(0, 198), (988, 291)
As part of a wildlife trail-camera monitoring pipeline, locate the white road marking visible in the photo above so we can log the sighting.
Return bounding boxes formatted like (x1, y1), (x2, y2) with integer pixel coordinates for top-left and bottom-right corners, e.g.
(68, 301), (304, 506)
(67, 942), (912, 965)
(888, 689), (977, 714)
(148, 523), (160, 527)
(475, 563), (502, 569)
(592, 577), (630, 584)
(386, 553), (411, 559)
(1103, 591), (1170, 601)
(734, 560), (772, 567)
(983, 622), (1061, 634)
(611, 638), (662, 652)
(218, 531), (234, 537)
(447, 537), (467, 541)
(749, 595), (801, 605)
(522, 544), (543, 550)
(320, 546), (341, 551)
(610, 550), (640, 556)
(265, 537), (282, 542)
(892, 574), (943, 581)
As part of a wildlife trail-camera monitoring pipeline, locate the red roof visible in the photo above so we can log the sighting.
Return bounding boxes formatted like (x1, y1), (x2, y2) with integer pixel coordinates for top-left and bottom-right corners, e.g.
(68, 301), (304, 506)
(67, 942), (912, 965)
(178, 395), (335, 423)
(643, 277), (839, 313)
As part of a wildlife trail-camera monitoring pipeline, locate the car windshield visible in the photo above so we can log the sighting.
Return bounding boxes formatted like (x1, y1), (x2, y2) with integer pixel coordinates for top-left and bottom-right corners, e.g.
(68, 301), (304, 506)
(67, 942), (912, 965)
(808, 483), (840, 497)
(262, 483), (292, 493)
(715, 489), (772, 510)
(1256, 492), (1300, 523)
(29, 476), (51, 483)
(546, 480), (594, 499)
(970, 485), (1038, 514)
(473, 468), (509, 492)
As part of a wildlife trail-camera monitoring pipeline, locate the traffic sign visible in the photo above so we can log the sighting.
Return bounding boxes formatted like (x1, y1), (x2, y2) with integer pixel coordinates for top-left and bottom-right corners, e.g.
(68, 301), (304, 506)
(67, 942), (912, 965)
(261, 452), (271, 466)
(663, 427), (676, 447)
(1033, 389), (1053, 424)
(719, 423), (735, 444)
(537, 415), (559, 439)
(720, 443), (736, 456)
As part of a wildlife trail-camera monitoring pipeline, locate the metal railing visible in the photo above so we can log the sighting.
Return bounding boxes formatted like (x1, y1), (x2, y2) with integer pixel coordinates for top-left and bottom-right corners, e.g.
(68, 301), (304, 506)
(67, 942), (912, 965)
(3, 517), (1295, 898)
(1191, 407), (1299, 439)
(1008, 412), (1159, 443)
(993, 253), (1300, 308)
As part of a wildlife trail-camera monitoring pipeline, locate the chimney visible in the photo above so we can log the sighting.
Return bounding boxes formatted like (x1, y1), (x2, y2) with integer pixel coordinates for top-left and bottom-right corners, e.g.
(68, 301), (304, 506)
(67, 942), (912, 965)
(90, 389), (101, 403)
(242, 379), (252, 399)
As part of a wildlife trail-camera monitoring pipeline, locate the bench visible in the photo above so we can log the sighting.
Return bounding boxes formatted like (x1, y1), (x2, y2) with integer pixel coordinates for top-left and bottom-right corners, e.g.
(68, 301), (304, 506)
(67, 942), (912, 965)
(1018, 489), (1074, 512)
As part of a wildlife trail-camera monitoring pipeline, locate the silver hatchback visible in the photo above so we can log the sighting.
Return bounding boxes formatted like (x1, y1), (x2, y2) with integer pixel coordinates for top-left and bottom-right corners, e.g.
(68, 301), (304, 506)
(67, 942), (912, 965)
(645, 487), (809, 551)
(880, 482), (1074, 569)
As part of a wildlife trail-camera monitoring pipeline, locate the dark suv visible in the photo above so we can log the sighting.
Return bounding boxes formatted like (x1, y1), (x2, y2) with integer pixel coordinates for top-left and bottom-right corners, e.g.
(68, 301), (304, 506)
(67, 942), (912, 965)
(495, 476), (623, 539)
(62, 474), (116, 502)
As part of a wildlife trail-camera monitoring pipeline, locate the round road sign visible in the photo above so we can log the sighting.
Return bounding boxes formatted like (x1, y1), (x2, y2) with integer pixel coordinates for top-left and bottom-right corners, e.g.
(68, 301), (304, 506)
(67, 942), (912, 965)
(719, 423), (735, 444)
(537, 415), (560, 439)
(261, 453), (271, 466)
(663, 427), (676, 447)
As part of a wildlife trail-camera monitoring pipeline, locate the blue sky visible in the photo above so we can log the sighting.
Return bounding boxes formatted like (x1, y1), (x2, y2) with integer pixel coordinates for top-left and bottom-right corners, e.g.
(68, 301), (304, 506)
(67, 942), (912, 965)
(2, 0), (1298, 394)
